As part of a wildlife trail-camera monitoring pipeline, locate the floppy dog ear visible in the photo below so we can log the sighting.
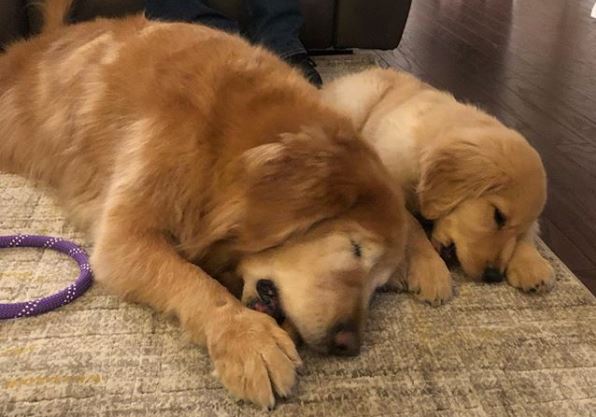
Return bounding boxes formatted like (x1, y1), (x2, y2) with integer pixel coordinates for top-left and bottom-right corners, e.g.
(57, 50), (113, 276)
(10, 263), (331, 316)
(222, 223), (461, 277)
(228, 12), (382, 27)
(237, 128), (360, 251)
(417, 140), (509, 219)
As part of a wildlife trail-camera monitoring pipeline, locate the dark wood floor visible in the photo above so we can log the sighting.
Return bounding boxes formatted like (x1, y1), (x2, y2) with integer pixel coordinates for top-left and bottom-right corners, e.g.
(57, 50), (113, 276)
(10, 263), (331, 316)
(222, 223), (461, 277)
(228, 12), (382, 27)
(374, 0), (596, 294)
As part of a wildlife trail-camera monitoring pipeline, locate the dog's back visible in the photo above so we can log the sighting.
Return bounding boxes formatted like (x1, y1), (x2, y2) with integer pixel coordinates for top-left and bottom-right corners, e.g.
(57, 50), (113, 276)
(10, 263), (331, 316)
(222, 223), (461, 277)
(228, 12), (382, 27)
(0, 1), (323, 232)
(323, 68), (508, 193)
(0, 3), (144, 203)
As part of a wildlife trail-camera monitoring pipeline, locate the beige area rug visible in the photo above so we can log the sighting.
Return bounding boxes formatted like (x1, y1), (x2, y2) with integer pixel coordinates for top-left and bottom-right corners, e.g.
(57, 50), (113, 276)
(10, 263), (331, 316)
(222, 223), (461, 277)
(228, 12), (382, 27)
(1, 55), (596, 417)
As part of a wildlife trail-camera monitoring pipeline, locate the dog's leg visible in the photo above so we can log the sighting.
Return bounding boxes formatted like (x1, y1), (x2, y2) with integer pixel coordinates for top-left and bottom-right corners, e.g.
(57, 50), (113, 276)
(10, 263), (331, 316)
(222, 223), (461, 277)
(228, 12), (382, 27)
(506, 222), (555, 293)
(91, 202), (300, 409)
(389, 213), (454, 305)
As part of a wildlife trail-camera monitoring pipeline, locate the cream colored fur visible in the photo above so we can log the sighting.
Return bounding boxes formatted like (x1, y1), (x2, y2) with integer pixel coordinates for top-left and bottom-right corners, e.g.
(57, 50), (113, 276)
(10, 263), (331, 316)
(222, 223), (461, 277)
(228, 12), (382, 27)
(323, 68), (554, 295)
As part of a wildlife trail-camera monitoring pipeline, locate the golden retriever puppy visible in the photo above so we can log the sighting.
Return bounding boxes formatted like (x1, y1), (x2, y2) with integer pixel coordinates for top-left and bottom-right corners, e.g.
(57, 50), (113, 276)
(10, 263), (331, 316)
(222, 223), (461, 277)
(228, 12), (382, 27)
(0, 1), (410, 409)
(323, 68), (554, 301)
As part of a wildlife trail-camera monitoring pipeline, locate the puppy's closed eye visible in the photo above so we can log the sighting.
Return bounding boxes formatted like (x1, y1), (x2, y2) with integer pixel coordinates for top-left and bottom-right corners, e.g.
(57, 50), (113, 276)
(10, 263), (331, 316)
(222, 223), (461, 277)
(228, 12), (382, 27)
(494, 207), (507, 229)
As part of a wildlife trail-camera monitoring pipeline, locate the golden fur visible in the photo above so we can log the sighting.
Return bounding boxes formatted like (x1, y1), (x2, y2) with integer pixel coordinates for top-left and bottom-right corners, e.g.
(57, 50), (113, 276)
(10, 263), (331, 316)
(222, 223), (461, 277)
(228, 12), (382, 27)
(323, 68), (554, 297)
(0, 3), (411, 408)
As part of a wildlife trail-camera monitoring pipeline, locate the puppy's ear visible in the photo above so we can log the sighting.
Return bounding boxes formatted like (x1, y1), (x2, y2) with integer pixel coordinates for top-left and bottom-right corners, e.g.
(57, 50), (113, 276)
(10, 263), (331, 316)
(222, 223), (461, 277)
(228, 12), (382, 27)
(417, 140), (509, 219)
(237, 128), (360, 251)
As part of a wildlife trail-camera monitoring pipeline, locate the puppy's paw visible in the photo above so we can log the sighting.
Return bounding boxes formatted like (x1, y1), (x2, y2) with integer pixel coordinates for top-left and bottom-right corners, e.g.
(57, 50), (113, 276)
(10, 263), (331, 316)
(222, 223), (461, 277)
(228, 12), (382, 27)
(207, 308), (301, 409)
(507, 249), (555, 294)
(408, 254), (454, 306)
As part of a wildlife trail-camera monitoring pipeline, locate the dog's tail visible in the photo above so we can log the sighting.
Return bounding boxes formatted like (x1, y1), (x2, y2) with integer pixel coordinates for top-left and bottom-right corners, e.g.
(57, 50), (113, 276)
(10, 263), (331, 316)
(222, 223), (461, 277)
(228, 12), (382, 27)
(37, 0), (75, 33)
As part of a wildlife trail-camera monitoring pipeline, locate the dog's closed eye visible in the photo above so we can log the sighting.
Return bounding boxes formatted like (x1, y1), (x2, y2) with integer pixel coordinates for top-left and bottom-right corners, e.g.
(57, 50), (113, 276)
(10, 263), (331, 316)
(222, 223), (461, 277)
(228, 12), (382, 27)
(494, 207), (507, 229)
(351, 240), (362, 258)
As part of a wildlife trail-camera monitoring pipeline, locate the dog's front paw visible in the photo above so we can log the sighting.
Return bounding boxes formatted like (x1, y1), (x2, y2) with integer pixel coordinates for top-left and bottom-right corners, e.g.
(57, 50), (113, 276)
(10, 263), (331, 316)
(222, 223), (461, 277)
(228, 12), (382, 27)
(207, 308), (302, 409)
(408, 254), (454, 306)
(507, 245), (555, 293)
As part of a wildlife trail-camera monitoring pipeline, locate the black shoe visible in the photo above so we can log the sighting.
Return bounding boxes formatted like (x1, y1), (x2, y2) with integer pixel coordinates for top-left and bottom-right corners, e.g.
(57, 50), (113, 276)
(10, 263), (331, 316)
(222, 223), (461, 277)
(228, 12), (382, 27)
(285, 53), (323, 88)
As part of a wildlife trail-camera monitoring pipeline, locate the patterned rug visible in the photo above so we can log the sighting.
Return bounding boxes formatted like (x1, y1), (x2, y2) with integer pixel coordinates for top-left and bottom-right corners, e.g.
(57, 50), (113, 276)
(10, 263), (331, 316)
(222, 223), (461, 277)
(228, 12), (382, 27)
(1, 55), (595, 417)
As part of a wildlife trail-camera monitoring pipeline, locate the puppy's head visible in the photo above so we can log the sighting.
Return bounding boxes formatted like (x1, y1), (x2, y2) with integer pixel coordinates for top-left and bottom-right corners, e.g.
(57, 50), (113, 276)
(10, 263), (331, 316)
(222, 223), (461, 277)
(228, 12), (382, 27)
(417, 126), (546, 282)
(233, 126), (407, 355)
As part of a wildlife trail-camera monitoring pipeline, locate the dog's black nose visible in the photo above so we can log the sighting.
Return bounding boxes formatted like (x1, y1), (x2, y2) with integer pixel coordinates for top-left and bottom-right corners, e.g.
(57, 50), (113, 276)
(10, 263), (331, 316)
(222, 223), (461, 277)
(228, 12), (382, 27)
(329, 322), (361, 356)
(483, 267), (504, 283)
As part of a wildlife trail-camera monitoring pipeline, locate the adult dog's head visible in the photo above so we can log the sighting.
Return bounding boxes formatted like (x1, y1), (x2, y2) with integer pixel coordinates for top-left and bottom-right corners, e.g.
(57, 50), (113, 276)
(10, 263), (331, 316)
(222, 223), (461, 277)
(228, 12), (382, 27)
(417, 124), (547, 282)
(221, 126), (407, 356)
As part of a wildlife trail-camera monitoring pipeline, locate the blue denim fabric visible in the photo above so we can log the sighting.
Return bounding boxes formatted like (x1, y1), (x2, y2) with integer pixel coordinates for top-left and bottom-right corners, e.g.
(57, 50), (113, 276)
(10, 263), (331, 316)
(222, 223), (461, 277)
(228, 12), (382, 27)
(145, 0), (306, 58)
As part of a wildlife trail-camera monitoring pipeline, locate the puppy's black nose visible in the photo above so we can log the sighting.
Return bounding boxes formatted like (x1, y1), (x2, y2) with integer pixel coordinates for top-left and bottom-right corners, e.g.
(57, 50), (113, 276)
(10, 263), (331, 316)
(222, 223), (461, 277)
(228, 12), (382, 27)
(329, 322), (361, 356)
(483, 267), (504, 283)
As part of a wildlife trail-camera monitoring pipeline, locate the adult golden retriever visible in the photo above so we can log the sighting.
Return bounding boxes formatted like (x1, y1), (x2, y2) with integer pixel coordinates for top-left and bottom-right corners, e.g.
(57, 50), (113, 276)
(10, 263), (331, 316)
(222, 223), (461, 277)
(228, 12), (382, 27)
(0, 1), (412, 408)
(323, 68), (554, 302)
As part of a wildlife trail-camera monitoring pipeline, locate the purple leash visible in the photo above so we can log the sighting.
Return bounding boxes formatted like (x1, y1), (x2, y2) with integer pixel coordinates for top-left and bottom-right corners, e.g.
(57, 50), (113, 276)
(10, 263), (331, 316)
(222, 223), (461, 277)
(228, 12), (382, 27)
(0, 234), (93, 320)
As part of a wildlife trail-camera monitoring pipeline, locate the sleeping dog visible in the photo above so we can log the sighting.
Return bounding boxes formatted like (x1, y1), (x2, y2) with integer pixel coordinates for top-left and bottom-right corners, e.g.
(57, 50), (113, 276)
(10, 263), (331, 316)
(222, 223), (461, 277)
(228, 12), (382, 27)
(324, 68), (553, 304)
(0, 1), (412, 408)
